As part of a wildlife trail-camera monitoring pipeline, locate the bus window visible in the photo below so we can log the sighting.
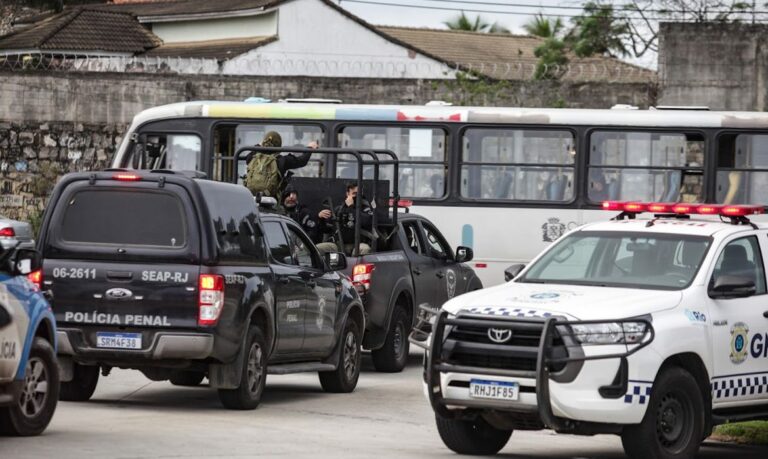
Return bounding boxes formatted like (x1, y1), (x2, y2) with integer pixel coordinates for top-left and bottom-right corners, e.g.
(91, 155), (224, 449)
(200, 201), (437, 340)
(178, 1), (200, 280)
(716, 133), (768, 204)
(588, 131), (704, 203)
(127, 134), (201, 171)
(213, 124), (325, 184)
(338, 126), (446, 199)
(460, 128), (575, 201)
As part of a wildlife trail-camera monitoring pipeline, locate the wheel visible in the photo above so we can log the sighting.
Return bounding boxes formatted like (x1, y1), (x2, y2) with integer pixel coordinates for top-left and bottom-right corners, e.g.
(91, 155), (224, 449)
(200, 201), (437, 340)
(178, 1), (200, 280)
(435, 414), (512, 455)
(169, 371), (205, 387)
(218, 327), (267, 410)
(59, 362), (99, 402)
(621, 367), (705, 459)
(0, 338), (60, 436)
(319, 318), (361, 393)
(371, 303), (410, 373)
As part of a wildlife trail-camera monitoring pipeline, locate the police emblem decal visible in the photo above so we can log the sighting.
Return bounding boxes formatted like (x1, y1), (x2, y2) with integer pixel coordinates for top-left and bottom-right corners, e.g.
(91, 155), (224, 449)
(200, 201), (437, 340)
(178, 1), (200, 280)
(531, 292), (560, 300)
(446, 269), (457, 299)
(542, 217), (567, 242)
(730, 322), (749, 364)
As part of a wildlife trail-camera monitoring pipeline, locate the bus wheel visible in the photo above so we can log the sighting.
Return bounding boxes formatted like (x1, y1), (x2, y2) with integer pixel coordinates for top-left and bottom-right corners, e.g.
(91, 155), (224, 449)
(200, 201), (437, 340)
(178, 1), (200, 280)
(371, 303), (410, 373)
(621, 367), (704, 459)
(435, 414), (512, 455)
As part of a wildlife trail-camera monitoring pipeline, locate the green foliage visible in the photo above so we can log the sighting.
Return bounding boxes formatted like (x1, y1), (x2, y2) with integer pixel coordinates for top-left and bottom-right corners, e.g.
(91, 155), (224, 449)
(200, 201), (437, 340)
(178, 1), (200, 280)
(523, 14), (565, 39)
(568, 1), (630, 58)
(27, 207), (45, 239)
(443, 11), (510, 34)
(438, 71), (513, 106)
(534, 37), (569, 80)
(713, 421), (768, 445)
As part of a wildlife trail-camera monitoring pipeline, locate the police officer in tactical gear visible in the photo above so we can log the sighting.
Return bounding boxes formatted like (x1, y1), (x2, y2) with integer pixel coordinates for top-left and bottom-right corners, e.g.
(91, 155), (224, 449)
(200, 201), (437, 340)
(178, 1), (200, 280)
(319, 182), (373, 256)
(281, 185), (323, 243)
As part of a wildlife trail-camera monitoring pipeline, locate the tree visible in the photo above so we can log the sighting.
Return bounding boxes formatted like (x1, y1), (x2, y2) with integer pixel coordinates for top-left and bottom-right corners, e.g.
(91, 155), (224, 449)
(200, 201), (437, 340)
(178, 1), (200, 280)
(443, 11), (510, 34)
(523, 14), (565, 39)
(534, 37), (569, 80)
(567, 2), (631, 58)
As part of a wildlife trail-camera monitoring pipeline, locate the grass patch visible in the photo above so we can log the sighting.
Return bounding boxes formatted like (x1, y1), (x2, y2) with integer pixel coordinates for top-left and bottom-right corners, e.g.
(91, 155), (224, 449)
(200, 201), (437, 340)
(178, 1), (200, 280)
(712, 421), (768, 445)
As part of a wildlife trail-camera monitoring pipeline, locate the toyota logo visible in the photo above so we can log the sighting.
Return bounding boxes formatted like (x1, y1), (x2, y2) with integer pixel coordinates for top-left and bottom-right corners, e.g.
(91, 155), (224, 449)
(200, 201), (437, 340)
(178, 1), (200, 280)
(487, 328), (512, 344)
(105, 288), (133, 300)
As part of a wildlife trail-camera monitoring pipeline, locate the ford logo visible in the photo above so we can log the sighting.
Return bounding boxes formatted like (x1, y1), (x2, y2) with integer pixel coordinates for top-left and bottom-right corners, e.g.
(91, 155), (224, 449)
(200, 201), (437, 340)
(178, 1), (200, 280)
(105, 288), (133, 300)
(487, 328), (512, 344)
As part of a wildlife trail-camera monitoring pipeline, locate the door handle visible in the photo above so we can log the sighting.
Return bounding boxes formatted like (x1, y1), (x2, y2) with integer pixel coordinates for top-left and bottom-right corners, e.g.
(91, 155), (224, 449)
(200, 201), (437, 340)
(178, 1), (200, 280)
(279, 277), (290, 285)
(436, 271), (445, 279)
(413, 268), (422, 275)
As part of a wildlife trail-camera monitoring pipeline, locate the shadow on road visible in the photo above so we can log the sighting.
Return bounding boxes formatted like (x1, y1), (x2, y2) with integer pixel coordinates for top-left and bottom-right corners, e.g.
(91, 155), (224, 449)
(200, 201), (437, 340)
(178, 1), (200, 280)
(493, 440), (768, 458)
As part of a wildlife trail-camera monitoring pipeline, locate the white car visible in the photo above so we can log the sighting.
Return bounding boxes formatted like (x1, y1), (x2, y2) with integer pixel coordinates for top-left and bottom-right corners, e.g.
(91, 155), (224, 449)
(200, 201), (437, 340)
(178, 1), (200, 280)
(0, 215), (35, 251)
(416, 202), (768, 459)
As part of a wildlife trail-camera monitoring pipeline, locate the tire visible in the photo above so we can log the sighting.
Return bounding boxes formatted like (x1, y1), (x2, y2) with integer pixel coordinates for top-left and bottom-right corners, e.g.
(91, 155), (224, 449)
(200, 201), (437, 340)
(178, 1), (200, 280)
(59, 362), (99, 402)
(621, 367), (705, 459)
(319, 318), (362, 393)
(435, 414), (512, 455)
(371, 303), (410, 373)
(169, 371), (205, 387)
(0, 338), (60, 436)
(218, 327), (267, 410)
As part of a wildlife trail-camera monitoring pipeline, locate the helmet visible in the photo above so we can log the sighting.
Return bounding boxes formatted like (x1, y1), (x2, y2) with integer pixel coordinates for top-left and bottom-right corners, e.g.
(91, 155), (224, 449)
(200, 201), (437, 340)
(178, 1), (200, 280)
(261, 131), (282, 147)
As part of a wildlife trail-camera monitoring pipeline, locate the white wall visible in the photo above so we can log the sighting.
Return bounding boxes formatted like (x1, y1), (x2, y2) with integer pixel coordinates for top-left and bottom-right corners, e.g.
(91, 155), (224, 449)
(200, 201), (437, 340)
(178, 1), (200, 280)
(222, 0), (453, 79)
(151, 11), (278, 43)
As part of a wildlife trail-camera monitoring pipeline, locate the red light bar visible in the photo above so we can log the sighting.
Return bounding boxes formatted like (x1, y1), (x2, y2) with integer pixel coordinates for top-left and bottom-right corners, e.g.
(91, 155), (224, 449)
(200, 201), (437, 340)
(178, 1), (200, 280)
(696, 204), (722, 215)
(623, 202), (647, 213)
(647, 203), (673, 213)
(672, 204), (695, 214)
(721, 205), (764, 217)
(113, 173), (141, 181)
(601, 201), (624, 211)
(388, 198), (413, 208)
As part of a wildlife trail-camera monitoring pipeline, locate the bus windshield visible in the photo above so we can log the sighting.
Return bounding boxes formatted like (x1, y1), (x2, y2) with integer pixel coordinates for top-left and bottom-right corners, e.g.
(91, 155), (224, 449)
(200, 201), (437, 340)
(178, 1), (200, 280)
(519, 231), (711, 290)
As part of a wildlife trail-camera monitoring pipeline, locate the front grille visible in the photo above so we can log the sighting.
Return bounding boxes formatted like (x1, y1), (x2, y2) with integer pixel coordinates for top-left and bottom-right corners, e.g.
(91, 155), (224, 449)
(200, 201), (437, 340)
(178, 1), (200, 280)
(443, 317), (567, 373)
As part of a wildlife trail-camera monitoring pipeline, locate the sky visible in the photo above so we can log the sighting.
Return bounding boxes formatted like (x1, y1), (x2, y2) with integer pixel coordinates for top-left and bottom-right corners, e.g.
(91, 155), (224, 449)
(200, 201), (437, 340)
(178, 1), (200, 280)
(334, 0), (658, 69)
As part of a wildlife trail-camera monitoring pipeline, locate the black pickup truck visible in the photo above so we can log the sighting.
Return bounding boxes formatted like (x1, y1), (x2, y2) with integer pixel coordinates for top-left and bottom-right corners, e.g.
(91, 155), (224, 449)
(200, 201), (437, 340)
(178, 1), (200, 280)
(36, 170), (365, 410)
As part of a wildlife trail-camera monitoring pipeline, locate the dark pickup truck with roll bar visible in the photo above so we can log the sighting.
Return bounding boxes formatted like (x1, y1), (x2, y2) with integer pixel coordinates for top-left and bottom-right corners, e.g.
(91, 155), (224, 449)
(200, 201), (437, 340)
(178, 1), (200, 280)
(232, 146), (483, 372)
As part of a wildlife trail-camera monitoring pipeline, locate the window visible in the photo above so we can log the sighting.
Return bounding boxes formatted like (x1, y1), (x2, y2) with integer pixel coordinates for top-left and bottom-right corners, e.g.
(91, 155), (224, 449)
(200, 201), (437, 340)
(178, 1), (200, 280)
(338, 126), (446, 198)
(263, 222), (293, 265)
(286, 224), (318, 269)
(213, 123), (325, 183)
(461, 128), (575, 201)
(588, 131), (704, 203)
(521, 231), (711, 290)
(60, 190), (187, 248)
(711, 236), (766, 295)
(716, 133), (768, 204)
(129, 134), (202, 171)
(421, 222), (452, 260)
(402, 222), (422, 254)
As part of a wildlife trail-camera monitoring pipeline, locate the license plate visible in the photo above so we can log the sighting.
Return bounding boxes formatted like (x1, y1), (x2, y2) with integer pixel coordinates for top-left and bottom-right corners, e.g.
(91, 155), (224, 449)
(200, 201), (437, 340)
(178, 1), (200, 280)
(96, 332), (142, 350)
(469, 379), (519, 401)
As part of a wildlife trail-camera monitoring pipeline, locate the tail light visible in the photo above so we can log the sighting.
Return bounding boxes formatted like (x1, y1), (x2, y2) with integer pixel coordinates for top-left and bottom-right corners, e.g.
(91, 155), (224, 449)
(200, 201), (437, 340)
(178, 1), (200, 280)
(198, 274), (225, 326)
(27, 270), (42, 290)
(113, 173), (141, 181)
(352, 263), (375, 293)
(0, 227), (15, 237)
(388, 199), (413, 208)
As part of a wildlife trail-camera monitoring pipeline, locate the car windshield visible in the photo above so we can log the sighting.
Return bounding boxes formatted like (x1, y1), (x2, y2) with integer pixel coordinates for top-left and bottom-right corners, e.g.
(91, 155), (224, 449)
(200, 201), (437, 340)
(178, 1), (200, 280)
(519, 231), (712, 290)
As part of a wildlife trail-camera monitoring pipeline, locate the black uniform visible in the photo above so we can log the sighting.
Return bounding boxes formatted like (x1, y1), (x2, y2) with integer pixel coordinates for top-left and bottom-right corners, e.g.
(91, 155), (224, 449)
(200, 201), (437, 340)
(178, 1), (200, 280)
(331, 199), (373, 245)
(285, 204), (322, 244)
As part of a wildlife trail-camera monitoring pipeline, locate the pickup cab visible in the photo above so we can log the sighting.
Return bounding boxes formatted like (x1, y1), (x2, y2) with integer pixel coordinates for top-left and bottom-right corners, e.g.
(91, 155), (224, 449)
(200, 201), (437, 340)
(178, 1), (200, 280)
(37, 170), (365, 410)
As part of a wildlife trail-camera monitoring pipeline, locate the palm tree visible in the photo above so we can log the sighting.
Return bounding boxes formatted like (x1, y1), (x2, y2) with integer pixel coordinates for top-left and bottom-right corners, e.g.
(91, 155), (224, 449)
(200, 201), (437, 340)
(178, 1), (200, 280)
(523, 13), (564, 39)
(443, 11), (510, 34)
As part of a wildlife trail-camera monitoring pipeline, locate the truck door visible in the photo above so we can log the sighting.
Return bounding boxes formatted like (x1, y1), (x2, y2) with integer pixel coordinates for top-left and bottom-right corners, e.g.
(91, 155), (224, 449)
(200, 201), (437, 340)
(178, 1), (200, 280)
(706, 234), (768, 406)
(419, 220), (467, 308)
(401, 221), (437, 310)
(284, 223), (337, 354)
(262, 221), (308, 354)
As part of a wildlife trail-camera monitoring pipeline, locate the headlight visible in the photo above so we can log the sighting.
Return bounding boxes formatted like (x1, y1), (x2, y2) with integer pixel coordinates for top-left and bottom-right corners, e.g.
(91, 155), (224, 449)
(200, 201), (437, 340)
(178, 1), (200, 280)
(567, 321), (648, 345)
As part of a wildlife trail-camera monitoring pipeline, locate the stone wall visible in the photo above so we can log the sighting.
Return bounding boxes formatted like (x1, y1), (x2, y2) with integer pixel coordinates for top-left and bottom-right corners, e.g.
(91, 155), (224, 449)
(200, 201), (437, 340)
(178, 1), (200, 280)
(658, 22), (768, 111)
(0, 70), (657, 224)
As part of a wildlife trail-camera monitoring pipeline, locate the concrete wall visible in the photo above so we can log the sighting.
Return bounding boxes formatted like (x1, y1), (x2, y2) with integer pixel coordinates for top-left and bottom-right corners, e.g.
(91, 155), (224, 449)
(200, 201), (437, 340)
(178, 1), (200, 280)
(0, 70), (656, 223)
(658, 22), (768, 111)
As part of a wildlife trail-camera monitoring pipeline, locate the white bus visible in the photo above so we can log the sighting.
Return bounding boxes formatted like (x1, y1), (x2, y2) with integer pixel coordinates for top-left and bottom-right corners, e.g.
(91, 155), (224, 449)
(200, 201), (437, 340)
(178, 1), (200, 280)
(112, 101), (768, 286)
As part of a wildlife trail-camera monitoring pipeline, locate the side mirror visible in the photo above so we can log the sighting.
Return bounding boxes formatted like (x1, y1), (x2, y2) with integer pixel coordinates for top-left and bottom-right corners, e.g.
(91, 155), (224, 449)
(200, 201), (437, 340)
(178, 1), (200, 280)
(709, 275), (757, 299)
(13, 249), (41, 276)
(505, 264), (526, 282)
(0, 305), (11, 328)
(455, 246), (474, 263)
(325, 252), (347, 271)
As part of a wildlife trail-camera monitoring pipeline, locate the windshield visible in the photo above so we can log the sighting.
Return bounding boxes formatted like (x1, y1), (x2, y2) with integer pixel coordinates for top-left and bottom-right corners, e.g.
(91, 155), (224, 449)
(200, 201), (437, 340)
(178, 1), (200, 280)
(519, 231), (711, 290)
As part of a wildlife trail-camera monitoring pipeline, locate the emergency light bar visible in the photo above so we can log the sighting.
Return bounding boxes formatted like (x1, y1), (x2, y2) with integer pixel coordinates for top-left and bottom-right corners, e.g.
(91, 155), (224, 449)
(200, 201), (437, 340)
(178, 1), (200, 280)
(602, 201), (764, 218)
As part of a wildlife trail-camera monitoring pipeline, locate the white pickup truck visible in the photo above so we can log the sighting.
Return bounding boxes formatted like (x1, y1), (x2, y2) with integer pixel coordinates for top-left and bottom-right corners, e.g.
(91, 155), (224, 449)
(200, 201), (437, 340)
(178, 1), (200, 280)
(415, 201), (768, 459)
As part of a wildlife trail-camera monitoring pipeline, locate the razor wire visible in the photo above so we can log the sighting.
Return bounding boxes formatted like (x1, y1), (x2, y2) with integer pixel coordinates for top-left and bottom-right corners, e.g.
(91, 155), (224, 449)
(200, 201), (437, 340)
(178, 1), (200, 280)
(0, 53), (658, 84)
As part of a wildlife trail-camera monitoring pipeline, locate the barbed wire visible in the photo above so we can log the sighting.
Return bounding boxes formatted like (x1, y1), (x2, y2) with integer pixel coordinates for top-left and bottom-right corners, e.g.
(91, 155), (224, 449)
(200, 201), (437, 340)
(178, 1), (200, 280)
(0, 53), (657, 84)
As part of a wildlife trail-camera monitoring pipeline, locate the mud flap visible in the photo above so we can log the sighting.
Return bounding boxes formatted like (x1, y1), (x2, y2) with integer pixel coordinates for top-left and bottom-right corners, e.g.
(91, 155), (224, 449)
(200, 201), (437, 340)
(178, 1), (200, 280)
(58, 355), (74, 383)
(208, 335), (248, 390)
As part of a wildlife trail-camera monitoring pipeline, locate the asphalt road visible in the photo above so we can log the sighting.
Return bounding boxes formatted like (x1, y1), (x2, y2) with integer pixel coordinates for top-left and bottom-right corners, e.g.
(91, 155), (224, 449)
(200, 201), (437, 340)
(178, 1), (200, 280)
(2, 350), (767, 459)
